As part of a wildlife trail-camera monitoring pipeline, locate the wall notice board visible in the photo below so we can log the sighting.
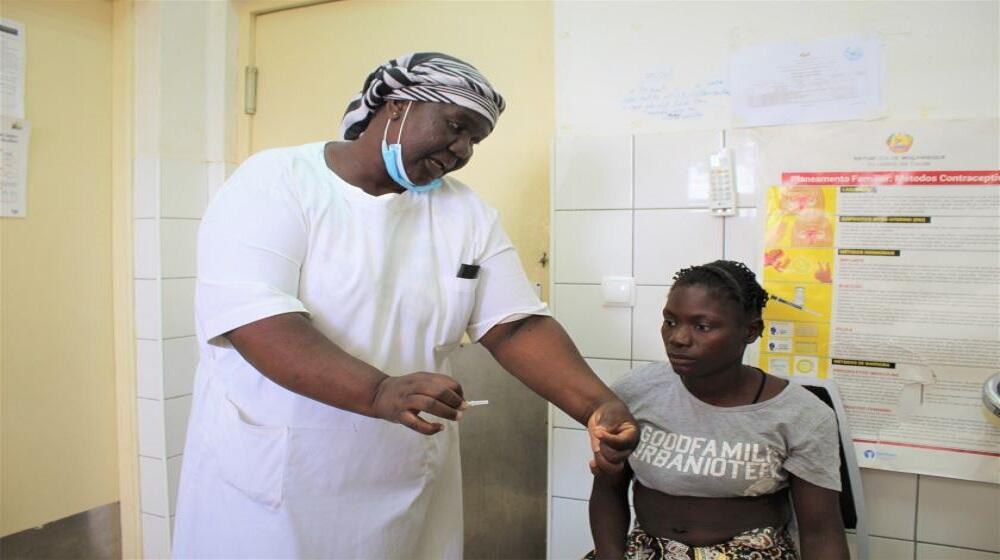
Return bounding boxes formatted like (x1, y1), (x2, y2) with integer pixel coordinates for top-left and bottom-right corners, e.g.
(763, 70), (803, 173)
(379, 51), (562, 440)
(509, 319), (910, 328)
(731, 119), (999, 483)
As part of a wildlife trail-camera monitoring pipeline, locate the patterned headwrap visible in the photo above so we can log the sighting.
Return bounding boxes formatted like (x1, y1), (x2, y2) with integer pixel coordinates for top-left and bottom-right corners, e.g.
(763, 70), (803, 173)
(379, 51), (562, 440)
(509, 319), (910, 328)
(340, 52), (505, 141)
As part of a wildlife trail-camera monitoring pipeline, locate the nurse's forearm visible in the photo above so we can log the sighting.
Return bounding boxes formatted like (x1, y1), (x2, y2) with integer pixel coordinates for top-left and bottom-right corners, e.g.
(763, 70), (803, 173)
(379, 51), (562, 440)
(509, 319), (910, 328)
(225, 313), (465, 434)
(480, 315), (616, 424)
(226, 313), (389, 416)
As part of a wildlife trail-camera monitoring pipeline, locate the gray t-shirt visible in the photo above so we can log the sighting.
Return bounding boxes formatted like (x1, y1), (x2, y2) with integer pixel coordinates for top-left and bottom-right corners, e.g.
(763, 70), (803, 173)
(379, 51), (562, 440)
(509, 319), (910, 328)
(612, 362), (841, 498)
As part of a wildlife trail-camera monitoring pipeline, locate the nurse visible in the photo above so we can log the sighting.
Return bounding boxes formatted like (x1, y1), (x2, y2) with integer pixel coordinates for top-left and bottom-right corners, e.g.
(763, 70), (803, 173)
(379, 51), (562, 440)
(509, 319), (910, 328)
(172, 52), (638, 559)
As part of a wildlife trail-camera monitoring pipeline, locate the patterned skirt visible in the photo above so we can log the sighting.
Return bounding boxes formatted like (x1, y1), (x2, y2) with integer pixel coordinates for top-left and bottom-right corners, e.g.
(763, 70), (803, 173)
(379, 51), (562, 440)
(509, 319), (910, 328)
(584, 523), (798, 560)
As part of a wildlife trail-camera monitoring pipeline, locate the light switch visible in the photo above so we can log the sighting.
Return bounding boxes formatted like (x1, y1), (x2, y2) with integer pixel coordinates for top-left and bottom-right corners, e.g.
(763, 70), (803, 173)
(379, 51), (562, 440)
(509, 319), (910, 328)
(601, 276), (635, 307)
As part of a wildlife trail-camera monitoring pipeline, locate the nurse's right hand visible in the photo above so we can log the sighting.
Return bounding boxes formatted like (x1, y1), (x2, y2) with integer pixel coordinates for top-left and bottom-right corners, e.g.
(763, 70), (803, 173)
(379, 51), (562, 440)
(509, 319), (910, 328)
(372, 373), (467, 435)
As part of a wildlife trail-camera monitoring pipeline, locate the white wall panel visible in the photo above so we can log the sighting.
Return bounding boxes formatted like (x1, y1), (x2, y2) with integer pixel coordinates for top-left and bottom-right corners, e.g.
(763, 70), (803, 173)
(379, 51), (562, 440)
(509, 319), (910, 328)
(554, 135), (632, 210)
(862, 469), (918, 540)
(134, 279), (161, 340)
(139, 456), (169, 517)
(634, 209), (723, 285)
(553, 211), (632, 283)
(916, 543), (999, 560)
(141, 513), (172, 559)
(136, 340), (164, 400)
(723, 208), (759, 271)
(551, 428), (595, 501)
(846, 534), (914, 560)
(134, 219), (159, 279)
(634, 130), (721, 209)
(132, 2), (231, 552)
(160, 158), (208, 219)
(632, 285), (669, 362)
(550, 498), (593, 560)
(133, 156), (160, 219)
(163, 337), (198, 399)
(164, 396), (192, 458)
(160, 219), (199, 278)
(917, 476), (1000, 552)
(161, 278), (196, 339)
(552, 284), (632, 359)
(137, 399), (166, 459)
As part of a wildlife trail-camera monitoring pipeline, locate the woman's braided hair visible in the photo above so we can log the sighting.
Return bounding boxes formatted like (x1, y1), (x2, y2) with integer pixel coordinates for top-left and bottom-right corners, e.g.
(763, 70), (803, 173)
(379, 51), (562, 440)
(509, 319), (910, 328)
(671, 260), (769, 320)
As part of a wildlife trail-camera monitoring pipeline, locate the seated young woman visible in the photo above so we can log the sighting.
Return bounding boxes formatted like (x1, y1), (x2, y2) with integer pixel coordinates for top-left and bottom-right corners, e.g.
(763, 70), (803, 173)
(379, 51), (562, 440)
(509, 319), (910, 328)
(587, 260), (849, 559)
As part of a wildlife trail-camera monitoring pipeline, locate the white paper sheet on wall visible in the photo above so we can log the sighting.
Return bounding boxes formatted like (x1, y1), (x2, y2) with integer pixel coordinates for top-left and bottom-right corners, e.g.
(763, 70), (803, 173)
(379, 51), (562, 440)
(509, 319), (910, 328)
(747, 119), (1000, 483)
(1, 18), (26, 119)
(1, 117), (29, 218)
(730, 34), (885, 127)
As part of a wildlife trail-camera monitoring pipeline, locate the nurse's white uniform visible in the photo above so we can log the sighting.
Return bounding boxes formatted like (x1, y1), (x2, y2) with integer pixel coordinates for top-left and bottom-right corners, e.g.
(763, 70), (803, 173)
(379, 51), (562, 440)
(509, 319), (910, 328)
(172, 142), (549, 559)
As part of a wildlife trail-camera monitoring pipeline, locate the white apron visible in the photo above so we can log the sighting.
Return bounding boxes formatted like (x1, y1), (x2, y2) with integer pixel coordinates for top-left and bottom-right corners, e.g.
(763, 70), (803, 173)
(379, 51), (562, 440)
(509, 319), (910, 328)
(172, 364), (463, 559)
(172, 143), (547, 559)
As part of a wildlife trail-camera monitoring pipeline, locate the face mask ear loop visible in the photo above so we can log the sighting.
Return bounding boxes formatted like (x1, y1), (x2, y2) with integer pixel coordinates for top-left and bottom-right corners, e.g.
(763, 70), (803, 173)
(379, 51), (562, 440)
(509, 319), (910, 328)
(397, 101), (413, 144)
(382, 112), (392, 144)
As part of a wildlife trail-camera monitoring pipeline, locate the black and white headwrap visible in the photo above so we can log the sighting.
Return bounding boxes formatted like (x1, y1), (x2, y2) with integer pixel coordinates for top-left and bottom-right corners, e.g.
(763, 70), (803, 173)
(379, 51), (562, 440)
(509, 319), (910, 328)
(340, 52), (505, 141)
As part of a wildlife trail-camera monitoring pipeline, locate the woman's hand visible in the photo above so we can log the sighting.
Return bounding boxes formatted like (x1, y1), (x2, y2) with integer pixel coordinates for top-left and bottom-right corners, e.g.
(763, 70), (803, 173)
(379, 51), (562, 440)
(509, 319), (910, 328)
(372, 373), (466, 435)
(587, 400), (639, 475)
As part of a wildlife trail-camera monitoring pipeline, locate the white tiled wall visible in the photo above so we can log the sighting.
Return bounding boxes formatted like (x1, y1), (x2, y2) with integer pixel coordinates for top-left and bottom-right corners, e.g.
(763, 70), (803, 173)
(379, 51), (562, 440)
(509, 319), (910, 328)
(553, 210), (632, 283)
(547, 134), (1000, 559)
(549, 131), (735, 558)
(633, 209), (723, 285)
(554, 135), (633, 210)
(551, 285), (632, 360)
(916, 476), (1000, 553)
(141, 512), (172, 560)
(631, 285), (668, 362)
(633, 131), (720, 209)
(132, 1), (234, 557)
(549, 497), (592, 560)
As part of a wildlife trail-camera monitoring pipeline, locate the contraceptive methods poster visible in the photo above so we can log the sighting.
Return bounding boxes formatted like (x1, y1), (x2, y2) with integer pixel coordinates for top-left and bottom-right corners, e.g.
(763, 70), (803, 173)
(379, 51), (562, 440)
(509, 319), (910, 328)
(750, 121), (1000, 483)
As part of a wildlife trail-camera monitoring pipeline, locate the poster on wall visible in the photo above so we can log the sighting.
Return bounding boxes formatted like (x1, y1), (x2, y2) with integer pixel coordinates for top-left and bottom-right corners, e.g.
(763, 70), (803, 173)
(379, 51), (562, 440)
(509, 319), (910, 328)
(744, 120), (999, 483)
(1, 117), (29, 218)
(1, 18), (25, 119)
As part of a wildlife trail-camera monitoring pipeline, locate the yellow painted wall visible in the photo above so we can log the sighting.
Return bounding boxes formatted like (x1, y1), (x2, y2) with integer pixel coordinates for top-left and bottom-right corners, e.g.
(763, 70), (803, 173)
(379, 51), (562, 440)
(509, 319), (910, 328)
(0, 0), (118, 536)
(241, 0), (554, 290)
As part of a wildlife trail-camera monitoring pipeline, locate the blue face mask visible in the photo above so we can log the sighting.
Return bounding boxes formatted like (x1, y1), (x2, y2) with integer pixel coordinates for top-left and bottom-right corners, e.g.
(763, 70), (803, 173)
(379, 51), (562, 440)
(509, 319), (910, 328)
(380, 101), (442, 193)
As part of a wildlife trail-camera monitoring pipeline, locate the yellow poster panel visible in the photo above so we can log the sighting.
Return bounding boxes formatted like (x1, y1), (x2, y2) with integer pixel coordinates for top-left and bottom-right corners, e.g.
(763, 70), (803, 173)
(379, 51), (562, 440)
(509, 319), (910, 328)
(762, 282), (833, 323)
(762, 247), (835, 286)
(760, 321), (831, 378)
(761, 185), (838, 379)
(764, 185), (838, 250)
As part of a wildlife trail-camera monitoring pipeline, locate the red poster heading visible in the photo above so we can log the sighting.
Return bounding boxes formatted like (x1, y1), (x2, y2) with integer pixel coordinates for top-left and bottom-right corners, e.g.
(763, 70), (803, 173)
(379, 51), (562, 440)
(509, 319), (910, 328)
(781, 170), (1000, 186)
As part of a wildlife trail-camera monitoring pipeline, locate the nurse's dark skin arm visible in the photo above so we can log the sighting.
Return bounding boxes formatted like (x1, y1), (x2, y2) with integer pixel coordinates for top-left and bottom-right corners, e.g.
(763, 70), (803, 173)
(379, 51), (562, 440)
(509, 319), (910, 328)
(480, 315), (639, 471)
(225, 312), (466, 435)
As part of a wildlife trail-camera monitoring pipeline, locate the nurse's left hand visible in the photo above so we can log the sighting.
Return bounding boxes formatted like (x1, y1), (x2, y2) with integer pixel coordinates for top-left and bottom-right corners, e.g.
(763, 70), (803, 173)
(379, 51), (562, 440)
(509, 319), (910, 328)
(586, 399), (639, 475)
(372, 372), (466, 435)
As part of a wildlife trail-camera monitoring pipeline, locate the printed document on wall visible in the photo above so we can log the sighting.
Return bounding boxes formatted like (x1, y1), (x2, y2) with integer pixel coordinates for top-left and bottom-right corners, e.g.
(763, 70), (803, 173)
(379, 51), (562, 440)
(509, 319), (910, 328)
(730, 35), (884, 128)
(746, 120), (1000, 483)
(1, 19), (25, 119)
(1, 117), (29, 217)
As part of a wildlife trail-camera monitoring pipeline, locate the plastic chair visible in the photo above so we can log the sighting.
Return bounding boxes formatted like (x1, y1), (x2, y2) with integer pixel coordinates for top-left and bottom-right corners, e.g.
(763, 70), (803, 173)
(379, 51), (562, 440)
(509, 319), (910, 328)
(791, 377), (870, 560)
